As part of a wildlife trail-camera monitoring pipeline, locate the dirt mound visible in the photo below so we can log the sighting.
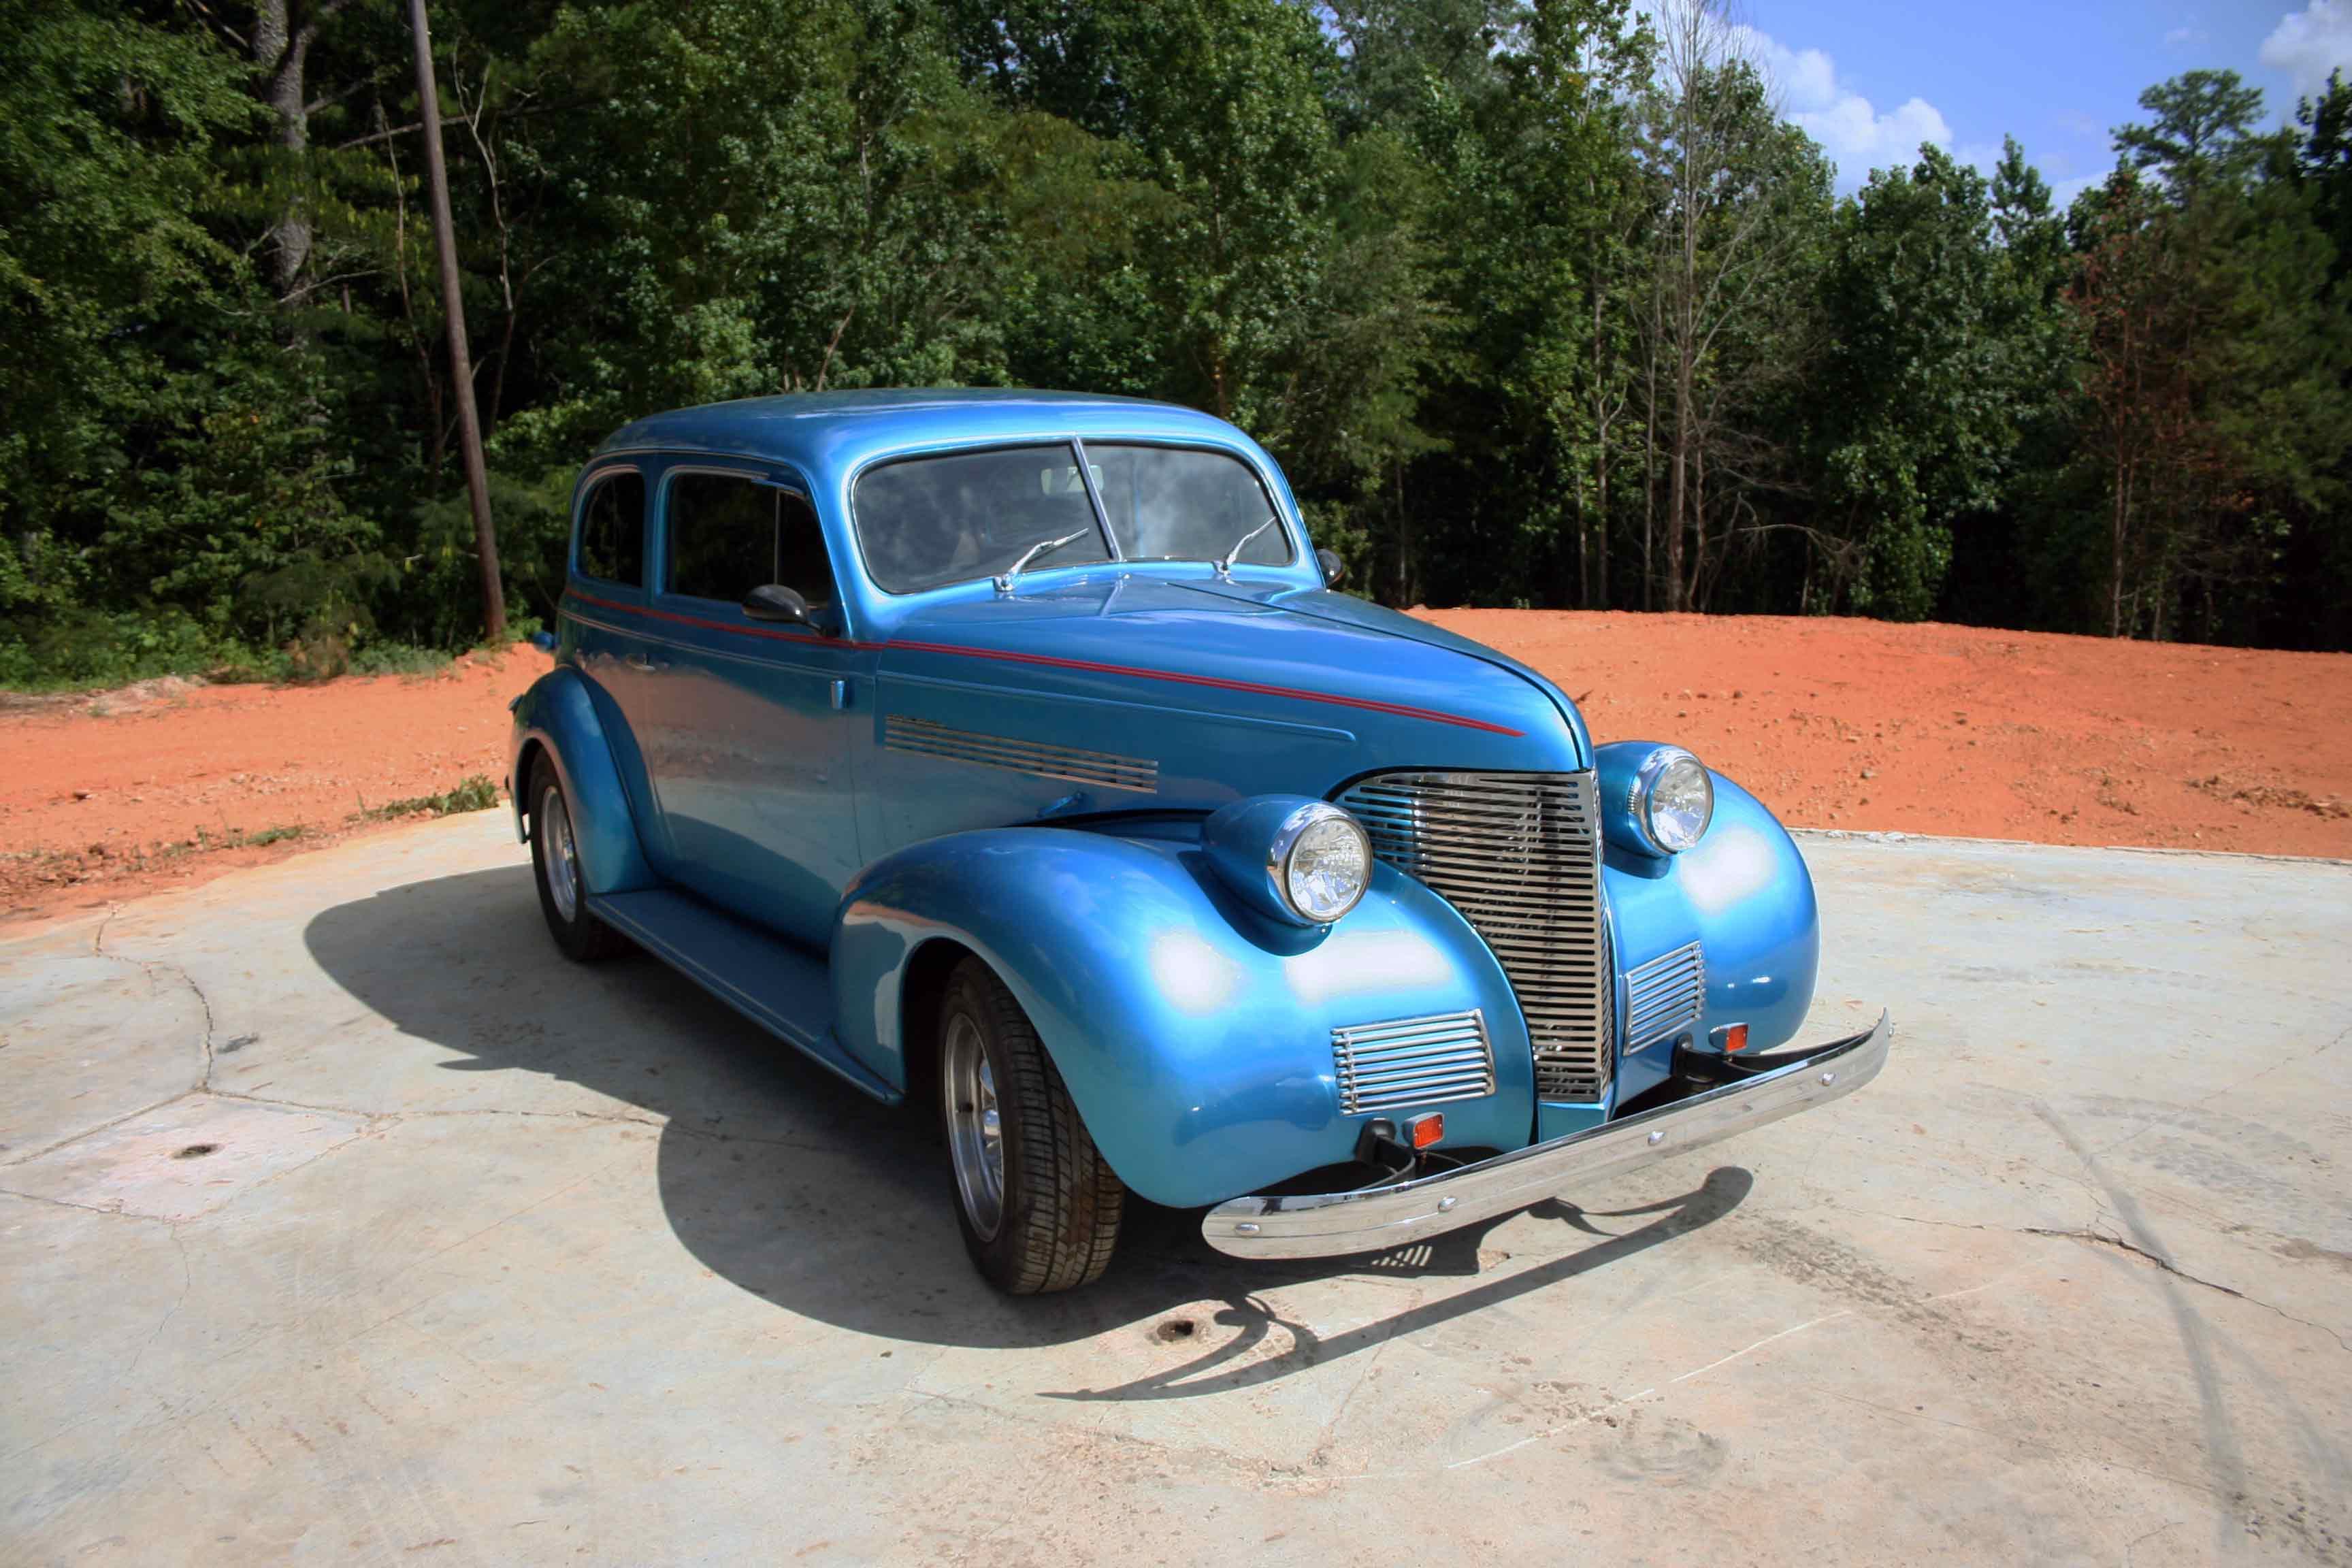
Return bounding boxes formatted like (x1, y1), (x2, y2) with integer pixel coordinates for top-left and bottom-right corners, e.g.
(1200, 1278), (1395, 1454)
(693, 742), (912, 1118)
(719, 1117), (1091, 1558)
(1425, 610), (2351, 858)
(3, 616), (2345, 930)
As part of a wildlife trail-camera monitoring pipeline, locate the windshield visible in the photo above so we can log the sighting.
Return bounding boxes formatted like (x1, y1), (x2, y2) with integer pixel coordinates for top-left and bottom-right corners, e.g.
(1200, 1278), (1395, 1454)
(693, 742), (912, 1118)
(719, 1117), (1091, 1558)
(853, 440), (1292, 594)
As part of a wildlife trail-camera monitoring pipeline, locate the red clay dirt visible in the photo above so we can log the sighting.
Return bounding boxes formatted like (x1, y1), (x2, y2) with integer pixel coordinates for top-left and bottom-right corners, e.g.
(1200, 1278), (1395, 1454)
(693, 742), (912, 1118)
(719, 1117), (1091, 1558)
(3, 617), (2347, 931)
(1, 644), (552, 930)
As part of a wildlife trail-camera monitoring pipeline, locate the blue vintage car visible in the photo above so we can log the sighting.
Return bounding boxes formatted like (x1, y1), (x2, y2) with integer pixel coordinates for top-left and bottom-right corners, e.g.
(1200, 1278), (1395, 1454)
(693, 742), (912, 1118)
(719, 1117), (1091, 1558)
(508, 389), (1889, 1293)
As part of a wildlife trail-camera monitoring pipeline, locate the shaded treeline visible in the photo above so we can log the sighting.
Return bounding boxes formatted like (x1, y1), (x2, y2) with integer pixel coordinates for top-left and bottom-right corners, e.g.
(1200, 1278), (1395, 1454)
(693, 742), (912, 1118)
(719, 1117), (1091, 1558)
(6, 0), (2351, 683)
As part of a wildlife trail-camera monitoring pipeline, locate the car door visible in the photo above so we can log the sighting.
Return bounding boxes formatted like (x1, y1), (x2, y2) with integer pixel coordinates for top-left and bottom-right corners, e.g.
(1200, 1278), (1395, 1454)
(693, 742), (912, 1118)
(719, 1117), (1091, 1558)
(636, 463), (867, 947)
(561, 465), (672, 866)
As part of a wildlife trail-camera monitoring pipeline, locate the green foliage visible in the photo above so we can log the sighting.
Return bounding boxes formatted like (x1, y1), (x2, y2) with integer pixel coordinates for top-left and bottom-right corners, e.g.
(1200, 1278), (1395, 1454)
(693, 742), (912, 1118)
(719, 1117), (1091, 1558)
(0, 608), (252, 691)
(3, 0), (2351, 682)
(363, 773), (501, 819)
(1816, 149), (2016, 618)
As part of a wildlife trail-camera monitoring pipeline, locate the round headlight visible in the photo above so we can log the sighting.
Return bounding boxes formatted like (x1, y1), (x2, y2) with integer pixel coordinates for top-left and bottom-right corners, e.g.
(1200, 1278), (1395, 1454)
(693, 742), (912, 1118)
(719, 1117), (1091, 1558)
(1635, 747), (1714, 854)
(1274, 802), (1371, 924)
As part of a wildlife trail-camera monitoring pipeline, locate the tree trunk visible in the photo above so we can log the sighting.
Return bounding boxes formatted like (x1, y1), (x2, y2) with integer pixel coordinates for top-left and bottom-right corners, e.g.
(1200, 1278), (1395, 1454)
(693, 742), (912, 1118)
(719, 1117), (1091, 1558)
(1667, 341), (1691, 612)
(1641, 332), (1658, 612)
(1592, 292), (1612, 610)
(407, 0), (505, 641)
(1690, 431), (1709, 610)
(254, 0), (363, 302)
(1383, 456), (1401, 611)
(2109, 455), (2131, 637)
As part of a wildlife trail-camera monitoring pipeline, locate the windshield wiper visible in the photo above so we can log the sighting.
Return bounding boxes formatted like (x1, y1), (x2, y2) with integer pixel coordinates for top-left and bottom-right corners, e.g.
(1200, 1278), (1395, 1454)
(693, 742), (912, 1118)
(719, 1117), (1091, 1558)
(993, 527), (1092, 593)
(1215, 515), (1279, 577)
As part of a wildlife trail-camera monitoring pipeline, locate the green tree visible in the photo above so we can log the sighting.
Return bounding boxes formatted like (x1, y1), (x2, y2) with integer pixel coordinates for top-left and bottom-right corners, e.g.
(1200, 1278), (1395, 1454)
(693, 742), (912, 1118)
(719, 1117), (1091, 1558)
(1813, 148), (2030, 618)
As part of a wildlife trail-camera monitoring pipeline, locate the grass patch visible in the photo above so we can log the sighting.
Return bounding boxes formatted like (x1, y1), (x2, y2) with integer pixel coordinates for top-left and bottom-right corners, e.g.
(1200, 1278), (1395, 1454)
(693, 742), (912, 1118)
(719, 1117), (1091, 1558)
(361, 774), (502, 821)
(349, 642), (457, 678)
(5, 823), (310, 889)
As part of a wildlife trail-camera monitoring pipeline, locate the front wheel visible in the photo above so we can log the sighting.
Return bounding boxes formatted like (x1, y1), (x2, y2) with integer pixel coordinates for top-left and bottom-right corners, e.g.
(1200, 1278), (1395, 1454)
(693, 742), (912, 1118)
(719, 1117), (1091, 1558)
(938, 957), (1123, 1294)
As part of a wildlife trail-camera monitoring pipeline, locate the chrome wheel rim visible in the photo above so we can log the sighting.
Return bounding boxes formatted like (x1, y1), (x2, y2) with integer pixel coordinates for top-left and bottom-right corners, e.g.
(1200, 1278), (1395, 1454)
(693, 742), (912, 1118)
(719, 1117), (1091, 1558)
(540, 785), (580, 923)
(943, 1012), (1004, 1241)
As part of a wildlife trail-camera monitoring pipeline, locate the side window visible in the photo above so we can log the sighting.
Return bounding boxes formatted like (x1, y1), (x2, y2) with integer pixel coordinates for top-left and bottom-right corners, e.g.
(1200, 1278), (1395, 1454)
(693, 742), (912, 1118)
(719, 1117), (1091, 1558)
(577, 472), (646, 587)
(667, 472), (834, 608)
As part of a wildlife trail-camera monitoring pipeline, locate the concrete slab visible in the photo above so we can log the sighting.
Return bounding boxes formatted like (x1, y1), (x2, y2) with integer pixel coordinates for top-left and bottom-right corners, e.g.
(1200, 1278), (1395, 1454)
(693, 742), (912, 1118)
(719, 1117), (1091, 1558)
(1, 813), (2346, 1566)
(0, 1094), (367, 1220)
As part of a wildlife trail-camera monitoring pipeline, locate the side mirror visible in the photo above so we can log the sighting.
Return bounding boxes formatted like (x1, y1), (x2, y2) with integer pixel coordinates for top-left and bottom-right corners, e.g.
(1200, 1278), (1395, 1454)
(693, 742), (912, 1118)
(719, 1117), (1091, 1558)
(1316, 547), (1348, 589)
(742, 583), (811, 624)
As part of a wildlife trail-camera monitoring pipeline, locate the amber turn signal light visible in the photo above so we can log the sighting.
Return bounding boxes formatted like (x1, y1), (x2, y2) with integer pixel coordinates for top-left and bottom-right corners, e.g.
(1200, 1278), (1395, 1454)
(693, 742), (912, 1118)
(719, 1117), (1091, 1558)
(1407, 1113), (1445, 1149)
(1710, 1022), (1751, 1054)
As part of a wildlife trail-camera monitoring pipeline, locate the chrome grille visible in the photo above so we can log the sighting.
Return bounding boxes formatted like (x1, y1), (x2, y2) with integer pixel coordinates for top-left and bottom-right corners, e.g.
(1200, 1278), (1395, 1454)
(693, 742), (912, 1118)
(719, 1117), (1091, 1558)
(1330, 1010), (1495, 1115)
(1624, 941), (1705, 1053)
(1337, 770), (1614, 1100)
(883, 714), (1158, 793)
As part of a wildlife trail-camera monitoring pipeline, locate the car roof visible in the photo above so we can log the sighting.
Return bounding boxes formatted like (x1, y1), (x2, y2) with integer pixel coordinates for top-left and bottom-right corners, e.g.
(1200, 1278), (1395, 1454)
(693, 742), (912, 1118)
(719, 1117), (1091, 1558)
(593, 389), (1258, 478)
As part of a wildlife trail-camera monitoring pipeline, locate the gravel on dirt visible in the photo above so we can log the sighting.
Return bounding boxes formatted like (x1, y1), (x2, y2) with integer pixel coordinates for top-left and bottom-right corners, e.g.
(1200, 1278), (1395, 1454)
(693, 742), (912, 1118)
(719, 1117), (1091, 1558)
(3, 615), (2345, 928)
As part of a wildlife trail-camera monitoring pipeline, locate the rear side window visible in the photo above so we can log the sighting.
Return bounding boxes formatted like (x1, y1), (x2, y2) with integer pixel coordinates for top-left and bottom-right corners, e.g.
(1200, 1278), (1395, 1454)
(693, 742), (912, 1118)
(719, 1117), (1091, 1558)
(666, 472), (834, 608)
(577, 472), (645, 587)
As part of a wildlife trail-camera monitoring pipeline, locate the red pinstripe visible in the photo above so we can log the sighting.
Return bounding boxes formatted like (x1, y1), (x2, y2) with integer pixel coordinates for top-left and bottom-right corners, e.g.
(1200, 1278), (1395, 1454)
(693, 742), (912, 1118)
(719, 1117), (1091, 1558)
(561, 589), (1522, 737)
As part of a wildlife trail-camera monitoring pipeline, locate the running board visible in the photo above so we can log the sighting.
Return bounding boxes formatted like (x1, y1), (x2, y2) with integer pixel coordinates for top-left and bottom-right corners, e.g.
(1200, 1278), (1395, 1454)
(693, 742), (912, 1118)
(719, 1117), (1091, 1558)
(588, 888), (898, 1103)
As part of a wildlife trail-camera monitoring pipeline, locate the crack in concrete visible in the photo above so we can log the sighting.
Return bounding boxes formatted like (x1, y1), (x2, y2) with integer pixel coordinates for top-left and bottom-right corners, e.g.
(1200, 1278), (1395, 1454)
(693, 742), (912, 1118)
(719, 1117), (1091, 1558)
(204, 1088), (662, 1134)
(14, 915), (842, 1175)
(205, 1088), (845, 1152)
(1845, 1207), (2351, 1356)
(0, 1185), (178, 1222)
(91, 904), (216, 1091)
(128, 1226), (195, 1376)
(2224, 1018), (2351, 1101)
(2024, 1226), (2352, 1355)
(1, 1079), (838, 1197)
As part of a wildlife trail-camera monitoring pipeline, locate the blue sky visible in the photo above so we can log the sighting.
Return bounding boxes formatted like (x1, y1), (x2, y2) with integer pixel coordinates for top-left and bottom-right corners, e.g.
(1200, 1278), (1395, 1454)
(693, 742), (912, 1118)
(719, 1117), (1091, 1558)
(1742, 0), (2352, 195)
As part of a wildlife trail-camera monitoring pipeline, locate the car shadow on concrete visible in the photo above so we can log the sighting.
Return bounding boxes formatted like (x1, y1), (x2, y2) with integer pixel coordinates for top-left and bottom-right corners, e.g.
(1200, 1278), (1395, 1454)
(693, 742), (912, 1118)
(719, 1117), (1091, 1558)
(304, 866), (1750, 1379)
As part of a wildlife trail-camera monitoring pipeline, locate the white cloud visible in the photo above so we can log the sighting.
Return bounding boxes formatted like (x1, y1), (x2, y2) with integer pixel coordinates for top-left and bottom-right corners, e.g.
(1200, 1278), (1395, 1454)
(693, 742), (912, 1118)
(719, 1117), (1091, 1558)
(2261, 0), (2352, 99)
(2048, 172), (2105, 208)
(2163, 25), (2208, 50)
(1731, 25), (1954, 190)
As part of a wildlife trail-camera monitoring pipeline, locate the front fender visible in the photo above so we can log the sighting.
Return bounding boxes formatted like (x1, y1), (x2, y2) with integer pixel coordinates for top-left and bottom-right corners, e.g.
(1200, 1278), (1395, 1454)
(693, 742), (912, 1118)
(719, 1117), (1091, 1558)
(507, 665), (656, 896)
(1603, 772), (1820, 1104)
(830, 825), (1533, 1208)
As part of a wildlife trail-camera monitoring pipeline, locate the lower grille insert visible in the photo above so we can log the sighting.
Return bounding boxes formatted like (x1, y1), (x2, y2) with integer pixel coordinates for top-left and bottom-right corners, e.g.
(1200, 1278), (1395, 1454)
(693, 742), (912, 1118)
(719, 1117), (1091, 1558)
(1330, 1010), (1496, 1115)
(1624, 940), (1705, 1052)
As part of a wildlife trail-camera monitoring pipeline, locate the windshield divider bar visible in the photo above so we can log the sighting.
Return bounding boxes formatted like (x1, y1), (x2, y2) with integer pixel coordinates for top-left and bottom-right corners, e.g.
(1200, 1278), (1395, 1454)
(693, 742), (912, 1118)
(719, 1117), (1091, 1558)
(1068, 436), (1122, 562)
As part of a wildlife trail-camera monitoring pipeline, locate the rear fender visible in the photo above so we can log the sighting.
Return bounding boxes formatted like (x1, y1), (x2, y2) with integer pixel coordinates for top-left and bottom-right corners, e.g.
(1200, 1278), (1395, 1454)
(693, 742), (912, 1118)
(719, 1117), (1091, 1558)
(830, 825), (1532, 1208)
(507, 666), (656, 896)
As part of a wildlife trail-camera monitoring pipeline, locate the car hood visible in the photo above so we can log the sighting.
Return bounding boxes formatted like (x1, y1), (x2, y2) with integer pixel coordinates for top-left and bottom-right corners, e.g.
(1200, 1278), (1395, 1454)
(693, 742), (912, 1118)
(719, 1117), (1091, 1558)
(869, 574), (1589, 803)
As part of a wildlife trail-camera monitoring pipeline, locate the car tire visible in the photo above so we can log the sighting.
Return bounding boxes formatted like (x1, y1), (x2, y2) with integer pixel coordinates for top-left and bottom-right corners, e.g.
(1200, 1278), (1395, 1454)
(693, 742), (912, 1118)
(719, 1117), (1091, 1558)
(937, 956), (1124, 1294)
(527, 754), (627, 963)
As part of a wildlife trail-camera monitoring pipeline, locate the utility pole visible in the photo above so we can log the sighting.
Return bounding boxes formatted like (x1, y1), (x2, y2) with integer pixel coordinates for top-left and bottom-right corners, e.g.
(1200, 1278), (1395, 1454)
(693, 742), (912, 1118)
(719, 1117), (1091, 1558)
(406, 0), (505, 640)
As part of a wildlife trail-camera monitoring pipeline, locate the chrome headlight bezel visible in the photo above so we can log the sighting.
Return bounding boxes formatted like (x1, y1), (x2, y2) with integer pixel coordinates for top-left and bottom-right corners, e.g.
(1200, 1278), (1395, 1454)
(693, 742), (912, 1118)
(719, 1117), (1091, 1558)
(1203, 795), (1373, 927)
(1629, 745), (1715, 855)
(1269, 800), (1371, 924)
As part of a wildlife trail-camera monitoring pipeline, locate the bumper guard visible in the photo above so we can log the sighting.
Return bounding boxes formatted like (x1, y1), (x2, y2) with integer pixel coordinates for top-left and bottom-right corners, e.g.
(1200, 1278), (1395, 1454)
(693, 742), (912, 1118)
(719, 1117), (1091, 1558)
(1201, 1011), (1891, 1259)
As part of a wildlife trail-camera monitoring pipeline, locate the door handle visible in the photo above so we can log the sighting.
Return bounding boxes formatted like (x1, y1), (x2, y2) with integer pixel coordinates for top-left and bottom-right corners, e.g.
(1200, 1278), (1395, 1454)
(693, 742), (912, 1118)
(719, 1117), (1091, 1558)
(624, 653), (664, 673)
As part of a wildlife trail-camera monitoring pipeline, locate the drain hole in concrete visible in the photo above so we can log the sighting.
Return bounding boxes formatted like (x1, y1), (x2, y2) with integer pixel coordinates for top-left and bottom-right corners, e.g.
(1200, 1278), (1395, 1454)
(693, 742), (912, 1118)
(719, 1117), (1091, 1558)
(173, 1143), (220, 1160)
(1155, 1318), (1196, 1343)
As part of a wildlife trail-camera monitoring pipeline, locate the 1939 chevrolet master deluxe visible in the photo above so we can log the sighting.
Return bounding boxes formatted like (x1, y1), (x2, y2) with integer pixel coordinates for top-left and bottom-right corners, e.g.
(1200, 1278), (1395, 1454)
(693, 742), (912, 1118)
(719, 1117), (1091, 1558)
(508, 390), (1890, 1294)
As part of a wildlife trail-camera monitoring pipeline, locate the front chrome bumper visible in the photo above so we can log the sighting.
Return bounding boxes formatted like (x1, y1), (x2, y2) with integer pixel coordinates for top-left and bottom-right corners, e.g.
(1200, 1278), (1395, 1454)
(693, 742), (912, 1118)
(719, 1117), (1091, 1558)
(1201, 1011), (1891, 1260)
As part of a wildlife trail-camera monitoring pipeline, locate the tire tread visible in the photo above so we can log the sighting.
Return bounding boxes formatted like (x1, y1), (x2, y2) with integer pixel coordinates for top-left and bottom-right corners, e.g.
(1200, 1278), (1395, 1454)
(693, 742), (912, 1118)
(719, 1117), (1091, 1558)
(948, 958), (1123, 1293)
